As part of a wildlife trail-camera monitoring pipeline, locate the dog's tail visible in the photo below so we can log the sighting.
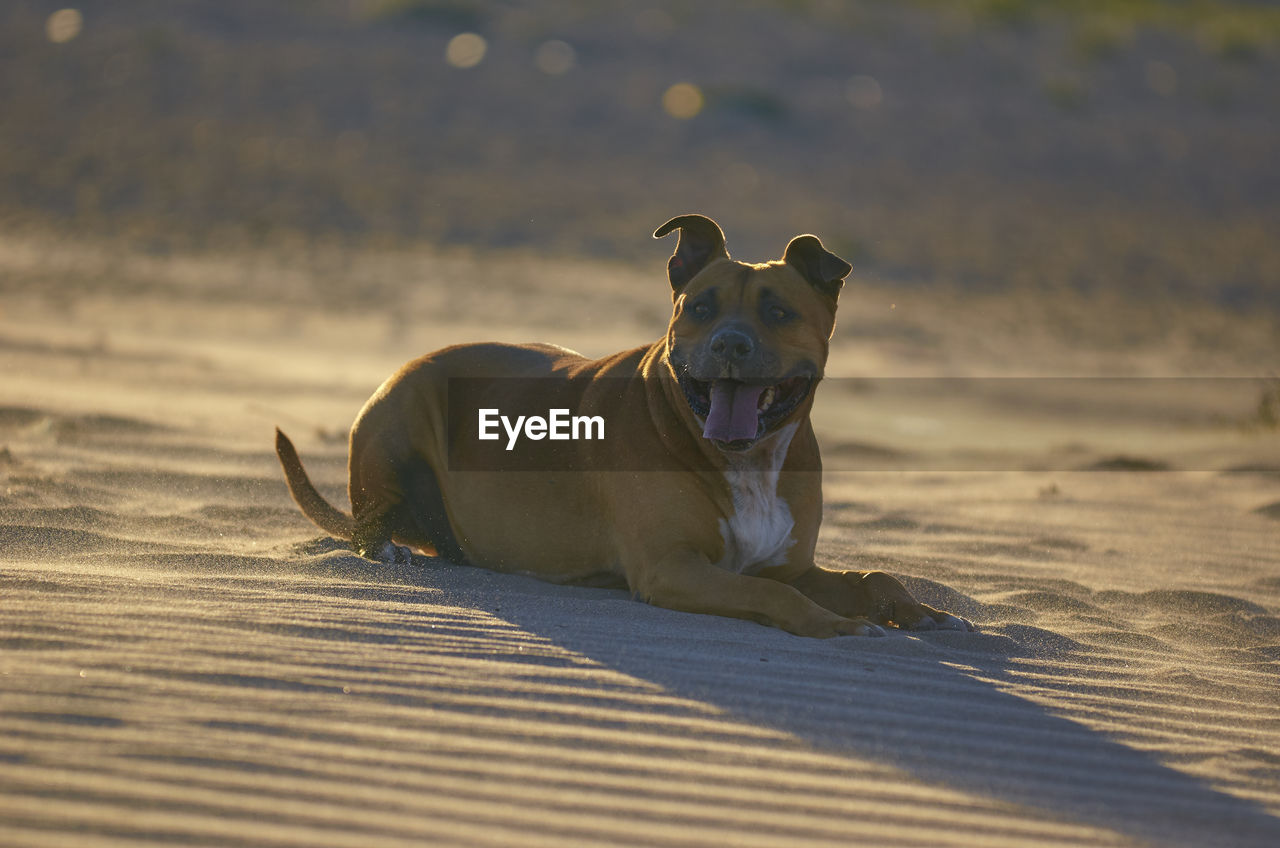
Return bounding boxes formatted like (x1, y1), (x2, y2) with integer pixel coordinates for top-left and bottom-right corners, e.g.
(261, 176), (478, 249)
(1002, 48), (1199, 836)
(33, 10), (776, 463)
(275, 427), (354, 540)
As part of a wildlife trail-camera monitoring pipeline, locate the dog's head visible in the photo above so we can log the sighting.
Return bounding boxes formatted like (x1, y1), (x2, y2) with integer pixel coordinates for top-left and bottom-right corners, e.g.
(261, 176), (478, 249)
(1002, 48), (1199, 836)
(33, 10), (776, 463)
(655, 214), (851, 452)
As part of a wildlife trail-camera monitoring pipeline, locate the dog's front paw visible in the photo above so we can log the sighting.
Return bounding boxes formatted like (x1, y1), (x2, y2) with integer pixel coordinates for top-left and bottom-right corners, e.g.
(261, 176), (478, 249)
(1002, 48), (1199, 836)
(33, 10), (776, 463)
(842, 617), (887, 638)
(858, 571), (976, 633)
(790, 610), (886, 638)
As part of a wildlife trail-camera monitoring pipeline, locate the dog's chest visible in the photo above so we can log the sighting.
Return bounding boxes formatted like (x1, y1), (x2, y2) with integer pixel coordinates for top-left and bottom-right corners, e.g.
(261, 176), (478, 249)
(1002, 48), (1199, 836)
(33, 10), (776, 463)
(714, 424), (798, 575)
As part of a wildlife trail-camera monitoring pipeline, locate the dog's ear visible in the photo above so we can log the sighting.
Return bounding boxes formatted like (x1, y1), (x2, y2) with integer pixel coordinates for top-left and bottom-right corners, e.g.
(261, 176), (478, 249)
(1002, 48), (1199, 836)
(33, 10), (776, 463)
(653, 214), (730, 291)
(783, 234), (851, 301)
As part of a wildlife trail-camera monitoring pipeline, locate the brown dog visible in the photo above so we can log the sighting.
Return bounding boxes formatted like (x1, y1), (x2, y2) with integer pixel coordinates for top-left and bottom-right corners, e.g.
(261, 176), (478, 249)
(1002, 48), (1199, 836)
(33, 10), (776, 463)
(277, 215), (973, 637)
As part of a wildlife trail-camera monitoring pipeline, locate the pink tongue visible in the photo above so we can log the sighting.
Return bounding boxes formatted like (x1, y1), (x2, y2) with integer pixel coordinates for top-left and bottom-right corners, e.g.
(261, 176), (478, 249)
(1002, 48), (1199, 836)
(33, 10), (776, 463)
(703, 381), (765, 442)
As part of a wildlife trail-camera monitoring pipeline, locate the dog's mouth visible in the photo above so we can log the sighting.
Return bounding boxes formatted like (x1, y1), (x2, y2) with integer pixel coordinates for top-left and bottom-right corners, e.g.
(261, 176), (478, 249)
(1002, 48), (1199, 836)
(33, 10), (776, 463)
(677, 370), (813, 451)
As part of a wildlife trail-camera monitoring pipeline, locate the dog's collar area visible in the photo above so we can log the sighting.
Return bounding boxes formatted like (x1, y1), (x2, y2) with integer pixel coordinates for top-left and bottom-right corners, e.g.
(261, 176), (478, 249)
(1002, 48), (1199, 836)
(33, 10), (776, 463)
(674, 367), (812, 452)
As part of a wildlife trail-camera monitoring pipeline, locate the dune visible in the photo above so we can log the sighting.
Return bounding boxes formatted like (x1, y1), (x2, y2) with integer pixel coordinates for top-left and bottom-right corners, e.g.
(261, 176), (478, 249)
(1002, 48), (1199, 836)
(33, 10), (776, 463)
(2, 242), (1279, 848)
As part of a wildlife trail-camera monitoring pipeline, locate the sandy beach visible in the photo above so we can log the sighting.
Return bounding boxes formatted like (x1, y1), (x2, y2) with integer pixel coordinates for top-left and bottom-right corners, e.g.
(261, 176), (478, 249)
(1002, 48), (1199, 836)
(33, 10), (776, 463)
(2, 237), (1278, 847)
(3, 1), (1279, 844)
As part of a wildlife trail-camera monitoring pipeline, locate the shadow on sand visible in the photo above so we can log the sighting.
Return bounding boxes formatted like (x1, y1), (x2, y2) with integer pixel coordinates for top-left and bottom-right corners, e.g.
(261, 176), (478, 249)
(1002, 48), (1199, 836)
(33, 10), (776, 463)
(303, 546), (1280, 848)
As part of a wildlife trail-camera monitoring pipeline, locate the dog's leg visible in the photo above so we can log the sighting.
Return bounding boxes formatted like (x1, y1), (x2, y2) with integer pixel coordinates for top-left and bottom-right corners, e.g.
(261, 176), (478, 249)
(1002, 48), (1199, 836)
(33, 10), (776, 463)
(349, 430), (445, 565)
(789, 567), (974, 632)
(350, 469), (416, 564)
(351, 509), (414, 564)
(351, 451), (462, 565)
(627, 553), (885, 637)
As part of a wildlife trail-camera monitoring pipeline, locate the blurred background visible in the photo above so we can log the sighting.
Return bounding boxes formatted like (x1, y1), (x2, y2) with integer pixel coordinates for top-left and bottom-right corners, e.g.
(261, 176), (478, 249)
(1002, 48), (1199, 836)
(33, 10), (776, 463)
(1, 0), (1278, 312)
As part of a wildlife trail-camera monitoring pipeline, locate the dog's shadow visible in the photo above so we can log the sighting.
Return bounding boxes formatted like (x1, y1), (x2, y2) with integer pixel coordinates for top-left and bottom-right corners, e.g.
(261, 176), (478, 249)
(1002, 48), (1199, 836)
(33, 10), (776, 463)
(302, 545), (1280, 848)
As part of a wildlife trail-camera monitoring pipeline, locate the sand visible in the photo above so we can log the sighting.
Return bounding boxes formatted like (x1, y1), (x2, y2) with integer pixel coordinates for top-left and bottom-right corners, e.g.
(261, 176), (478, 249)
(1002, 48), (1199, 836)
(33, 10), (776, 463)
(2, 241), (1279, 847)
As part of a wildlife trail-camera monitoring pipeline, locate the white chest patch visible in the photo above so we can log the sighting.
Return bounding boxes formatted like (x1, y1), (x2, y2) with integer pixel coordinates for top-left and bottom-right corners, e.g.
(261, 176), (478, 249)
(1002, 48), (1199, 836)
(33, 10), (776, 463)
(714, 423), (798, 575)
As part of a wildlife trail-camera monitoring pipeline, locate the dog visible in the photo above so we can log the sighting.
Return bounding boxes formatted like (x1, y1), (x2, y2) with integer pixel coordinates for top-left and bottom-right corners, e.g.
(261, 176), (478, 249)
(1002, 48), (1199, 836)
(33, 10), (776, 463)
(276, 214), (973, 638)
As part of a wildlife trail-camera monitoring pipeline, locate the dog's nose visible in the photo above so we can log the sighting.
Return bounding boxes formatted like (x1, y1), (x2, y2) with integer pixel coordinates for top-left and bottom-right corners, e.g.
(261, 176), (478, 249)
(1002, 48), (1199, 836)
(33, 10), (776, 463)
(709, 326), (756, 362)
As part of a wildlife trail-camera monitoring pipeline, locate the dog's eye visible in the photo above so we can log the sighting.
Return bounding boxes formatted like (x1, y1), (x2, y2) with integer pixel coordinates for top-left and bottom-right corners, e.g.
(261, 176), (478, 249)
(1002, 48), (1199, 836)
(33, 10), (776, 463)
(691, 301), (712, 320)
(769, 305), (791, 322)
